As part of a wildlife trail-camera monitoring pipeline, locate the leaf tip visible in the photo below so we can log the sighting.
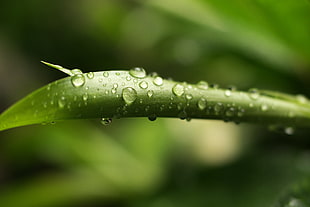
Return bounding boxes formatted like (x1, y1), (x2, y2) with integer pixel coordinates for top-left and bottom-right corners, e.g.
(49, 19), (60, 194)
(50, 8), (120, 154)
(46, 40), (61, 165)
(41, 61), (73, 76)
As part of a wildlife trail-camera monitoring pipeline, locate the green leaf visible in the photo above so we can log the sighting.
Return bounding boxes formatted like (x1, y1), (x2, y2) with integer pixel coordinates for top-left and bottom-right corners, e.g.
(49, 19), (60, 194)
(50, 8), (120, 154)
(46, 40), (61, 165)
(1, 62), (310, 131)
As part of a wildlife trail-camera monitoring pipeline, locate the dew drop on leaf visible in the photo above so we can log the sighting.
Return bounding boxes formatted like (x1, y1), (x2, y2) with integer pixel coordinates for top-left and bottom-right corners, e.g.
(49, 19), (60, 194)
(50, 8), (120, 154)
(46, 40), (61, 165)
(284, 127), (295, 135)
(248, 88), (260, 100)
(197, 98), (207, 110)
(147, 90), (154, 98)
(82, 93), (88, 101)
(148, 114), (157, 121)
(197, 81), (209, 90)
(129, 67), (146, 78)
(153, 76), (163, 86)
(185, 94), (193, 100)
(122, 87), (137, 104)
(172, 84), (185, 97)
(58, 96), (66, 108)
(71, 69), (83, 75)
(71, 74), (85, 88)
(139, 81), (148, 89)
(101, 118), (112, 126)
(86, 72), (94, 79)
(224, 89), (232, 97)
(261, 104), (268, 111)
(103, 71), (109, 77)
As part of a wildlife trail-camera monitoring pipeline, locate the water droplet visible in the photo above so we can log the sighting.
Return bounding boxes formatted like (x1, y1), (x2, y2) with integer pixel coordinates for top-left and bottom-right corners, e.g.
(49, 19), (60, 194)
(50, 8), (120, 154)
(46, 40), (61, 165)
(197, 98), (207, 110)
(99, 78), (103, 83)
(237, 107), (245, 117)
(225, 107), (235, 117)
(126, 76), (132, 81)
(139, 81), (148, 89)
(58, 96), (66, 108)
(284, 127), (295, 135)
(115, 72), (120, 76)
(197, 81), (208, 90)
(296, 94), (308, 104)
(83, 93), (88, 101)
(103, 71), (109, 77)
(214, 102), (223, 114)
(129, 67), (146, 78)
(248, 88), (260, 100)
(178, 110), (187, 120)
(101, 118), (112, 126)
(147, 90), (154, 98)
(185, 94), (193, 100)
(86, 72), (94, 79)
(71, 69), (83, 75)
(261, 104), (268, 111)
(71, 74), (85, 87)
(113, 83), (118, 88)
(224, 89), (232, 97)
(172, 84), (185, 96)
(111, 88), (117, 94)
(210, 83), (219, 89)
(148, 114), (157, 121)
(47, 84), (51, 91)
(153, 76), (163, 86)
(122, 87), (137, 104)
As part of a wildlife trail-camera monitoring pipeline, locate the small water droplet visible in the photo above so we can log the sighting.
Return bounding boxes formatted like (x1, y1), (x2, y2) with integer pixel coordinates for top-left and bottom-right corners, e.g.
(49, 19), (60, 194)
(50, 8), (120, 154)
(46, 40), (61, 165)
(101, 118), (112, 126)
(237, 107), (245, 117)
(86, 72), (94, 79)
(197, 81), (209, 90)
(225, 107), (235, 117)
(103, 71), (109, 77)
(153, 76), (163, 86)
(285, 127), (295, 135)
(261, 104), (268, 111)
(115, 72), (120, 76)
(148, 114), (157, 121)
(139, 81), (148, 89)
(248, 88), (260, 100)
(58, 96), (66, 108)
(185, 94), (193, 100)
(83, 93), (88, 101)
(99, 78), (103, 83)
(71, 74), (85, 87)
(210, 84), (219, 89)
(147, 90), (154, 98)
(224, 89), (232, 97)
(113, 83), (118, 88)
(172, 84), (185, 96)
(296, 94), (308, 104)
(178, 110), (187, 120)
(47, 84), (51, 91)
(122, 87), (137, 104)
(197, 98), (207, 110)
(129, 67), (146, 78)
(71, 69), (83, 75)
(111, 88), (117, 94)
(214, 102), (224, 114)
(126, 76), (132, 81)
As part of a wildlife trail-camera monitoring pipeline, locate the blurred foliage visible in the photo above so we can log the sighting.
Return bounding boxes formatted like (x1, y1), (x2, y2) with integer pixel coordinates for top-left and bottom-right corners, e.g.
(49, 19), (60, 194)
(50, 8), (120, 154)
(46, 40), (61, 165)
(1, 0), (310, 206)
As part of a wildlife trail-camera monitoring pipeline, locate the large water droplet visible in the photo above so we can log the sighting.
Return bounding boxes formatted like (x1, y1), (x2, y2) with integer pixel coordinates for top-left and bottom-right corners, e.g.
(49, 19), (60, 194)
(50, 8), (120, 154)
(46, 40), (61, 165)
(71, 74), (85, 87)
(101, 118), (112, 126)
(153, 76), (163, 86)
(172, 84), (185, 96)
(129, 67), (146, 78)
(122, 87), (137, 104)
(197, 98), (207, 110)
(197, 81), (209, 90)
(248, 88), (260, 100)
(139, 81), (148, 89)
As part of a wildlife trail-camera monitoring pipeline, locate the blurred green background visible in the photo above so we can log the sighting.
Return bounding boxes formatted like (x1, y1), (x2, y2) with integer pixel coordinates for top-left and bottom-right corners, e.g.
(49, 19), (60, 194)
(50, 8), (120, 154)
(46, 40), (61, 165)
(1, 0), (310, 206)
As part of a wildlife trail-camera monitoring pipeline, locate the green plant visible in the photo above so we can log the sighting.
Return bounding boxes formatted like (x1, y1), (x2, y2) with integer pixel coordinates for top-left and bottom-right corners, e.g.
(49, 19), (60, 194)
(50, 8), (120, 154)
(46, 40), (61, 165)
(1, 61), (309, 133)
